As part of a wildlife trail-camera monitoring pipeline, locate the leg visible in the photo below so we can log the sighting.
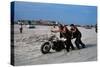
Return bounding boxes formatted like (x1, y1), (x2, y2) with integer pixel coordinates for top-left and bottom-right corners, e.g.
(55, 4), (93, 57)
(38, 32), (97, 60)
(65, 38), (75, 52)
(78, 34), (86, 48)
(69, 40), (75, 50)
(75, 38), (80, 49)
(65, 41), (70, 52)
(79, 39), (86, 48)
(20, 28), (22, 33)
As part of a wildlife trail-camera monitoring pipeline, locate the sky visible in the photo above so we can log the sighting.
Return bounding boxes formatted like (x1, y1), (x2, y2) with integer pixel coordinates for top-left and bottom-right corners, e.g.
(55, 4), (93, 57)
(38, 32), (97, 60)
(12, 1), (97, 25)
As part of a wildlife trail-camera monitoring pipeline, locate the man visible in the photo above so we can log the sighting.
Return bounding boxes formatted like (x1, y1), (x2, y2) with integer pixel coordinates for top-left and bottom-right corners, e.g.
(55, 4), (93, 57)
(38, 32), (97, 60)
(51, 24), (75, 52)
(70, 24), (86, 49)
(63, 25), (75, 51)
(19, 22), (23, 33)
(51, 24), (64, 38)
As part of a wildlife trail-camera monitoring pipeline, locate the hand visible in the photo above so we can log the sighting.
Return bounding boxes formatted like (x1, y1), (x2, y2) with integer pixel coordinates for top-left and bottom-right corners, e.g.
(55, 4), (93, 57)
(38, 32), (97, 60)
(51, 30), (54, 32)
(71, 37), (74, 39)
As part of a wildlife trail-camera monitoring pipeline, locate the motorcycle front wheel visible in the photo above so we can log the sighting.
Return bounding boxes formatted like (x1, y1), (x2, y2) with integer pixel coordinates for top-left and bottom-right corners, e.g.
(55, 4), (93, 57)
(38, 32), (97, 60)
(41, 42), (51, 54)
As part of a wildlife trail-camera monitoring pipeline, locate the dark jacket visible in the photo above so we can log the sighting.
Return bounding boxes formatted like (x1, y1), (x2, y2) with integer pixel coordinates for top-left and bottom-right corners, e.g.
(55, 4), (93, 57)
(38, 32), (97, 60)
(71, 27), (81, 38)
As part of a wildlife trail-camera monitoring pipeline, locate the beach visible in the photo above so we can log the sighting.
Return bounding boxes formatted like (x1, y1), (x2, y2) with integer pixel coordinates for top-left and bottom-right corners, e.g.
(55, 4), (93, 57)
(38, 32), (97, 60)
(13, 24), (97, 66)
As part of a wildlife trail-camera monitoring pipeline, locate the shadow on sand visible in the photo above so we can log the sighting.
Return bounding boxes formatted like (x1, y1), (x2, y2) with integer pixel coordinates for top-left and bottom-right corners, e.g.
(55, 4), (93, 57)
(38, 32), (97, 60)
(42, 44), (97, 54)
(85, 44), (96, 48)
(57, 44), (96, 52)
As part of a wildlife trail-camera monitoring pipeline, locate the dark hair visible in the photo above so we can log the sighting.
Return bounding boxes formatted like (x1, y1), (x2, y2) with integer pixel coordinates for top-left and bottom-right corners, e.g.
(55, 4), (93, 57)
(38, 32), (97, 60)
(64, 25), (69, 32)
(70, 24), (75, 26)
(58, 24), (63, 30)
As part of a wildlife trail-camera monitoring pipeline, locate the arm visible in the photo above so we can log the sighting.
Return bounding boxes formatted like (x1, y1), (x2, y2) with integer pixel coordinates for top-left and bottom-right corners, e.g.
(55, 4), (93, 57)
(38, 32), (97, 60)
(51, 26), (63, 33)
(70, 27), (76, 33)
(51, 29), (62, 33)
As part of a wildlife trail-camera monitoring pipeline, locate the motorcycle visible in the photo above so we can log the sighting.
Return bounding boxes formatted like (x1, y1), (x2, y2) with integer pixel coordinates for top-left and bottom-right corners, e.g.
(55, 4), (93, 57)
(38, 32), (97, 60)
(40, 35), (67, 54)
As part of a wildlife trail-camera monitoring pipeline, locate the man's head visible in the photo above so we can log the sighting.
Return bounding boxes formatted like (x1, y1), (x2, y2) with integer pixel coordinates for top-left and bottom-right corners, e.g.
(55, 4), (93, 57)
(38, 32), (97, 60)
(70, 24), (75, 27)
(70, 24), (75, 31)
(58, 24), (63, 30)
(70, 24), (75, 28)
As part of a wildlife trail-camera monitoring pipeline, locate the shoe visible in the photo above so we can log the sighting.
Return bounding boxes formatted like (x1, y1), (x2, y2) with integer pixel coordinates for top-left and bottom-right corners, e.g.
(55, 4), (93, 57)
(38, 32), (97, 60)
(66, 49), (70, 52)
(82, 46), (86, 48)
(77, 47), (81, 50)
(72, 48), (75, 50)
(67, 50), (70, 52)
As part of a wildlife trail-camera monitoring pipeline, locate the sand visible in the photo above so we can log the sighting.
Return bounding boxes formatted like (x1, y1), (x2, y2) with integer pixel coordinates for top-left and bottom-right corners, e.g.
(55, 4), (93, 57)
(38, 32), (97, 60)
(13, 24), (97, 66)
